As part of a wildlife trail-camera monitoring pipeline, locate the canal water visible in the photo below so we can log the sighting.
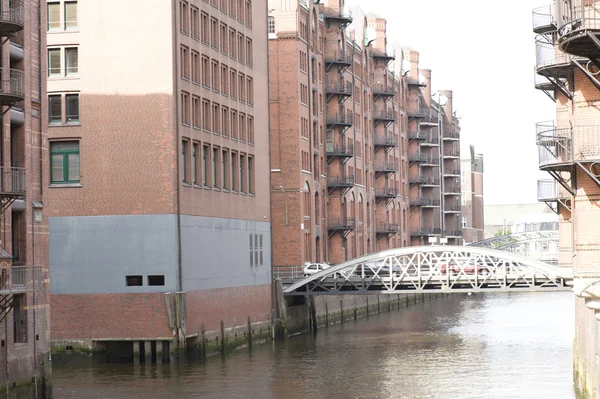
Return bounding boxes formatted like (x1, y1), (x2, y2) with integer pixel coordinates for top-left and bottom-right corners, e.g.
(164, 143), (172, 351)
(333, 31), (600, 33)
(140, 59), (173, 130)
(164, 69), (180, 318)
(53, 292), (575, 399)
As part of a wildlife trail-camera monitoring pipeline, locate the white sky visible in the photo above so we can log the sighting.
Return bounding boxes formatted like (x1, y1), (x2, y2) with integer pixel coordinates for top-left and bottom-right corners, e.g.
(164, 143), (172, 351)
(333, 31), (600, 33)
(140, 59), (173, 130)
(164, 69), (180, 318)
(347, 0), (555, 205)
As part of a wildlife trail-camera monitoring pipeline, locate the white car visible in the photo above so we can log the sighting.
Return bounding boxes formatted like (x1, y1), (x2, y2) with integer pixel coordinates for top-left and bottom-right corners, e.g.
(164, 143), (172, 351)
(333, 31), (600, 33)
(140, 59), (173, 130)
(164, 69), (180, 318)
(303, 262), (331, 277)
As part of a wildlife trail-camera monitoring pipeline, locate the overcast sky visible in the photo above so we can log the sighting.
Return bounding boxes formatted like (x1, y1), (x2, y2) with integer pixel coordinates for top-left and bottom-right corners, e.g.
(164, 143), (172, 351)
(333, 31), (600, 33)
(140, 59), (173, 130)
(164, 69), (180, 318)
(347, 0), (555, 205)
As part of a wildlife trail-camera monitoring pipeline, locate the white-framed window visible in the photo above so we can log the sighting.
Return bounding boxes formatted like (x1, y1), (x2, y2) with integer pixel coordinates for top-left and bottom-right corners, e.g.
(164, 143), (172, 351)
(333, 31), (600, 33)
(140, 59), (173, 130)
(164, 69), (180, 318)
(461, 217), (467, 229)
(461, 193), (467, 206)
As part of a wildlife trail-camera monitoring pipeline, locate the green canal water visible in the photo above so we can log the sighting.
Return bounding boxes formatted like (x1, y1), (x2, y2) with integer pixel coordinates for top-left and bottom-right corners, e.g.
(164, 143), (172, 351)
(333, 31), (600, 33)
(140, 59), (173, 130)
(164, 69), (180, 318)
(53, 291), (575, 398)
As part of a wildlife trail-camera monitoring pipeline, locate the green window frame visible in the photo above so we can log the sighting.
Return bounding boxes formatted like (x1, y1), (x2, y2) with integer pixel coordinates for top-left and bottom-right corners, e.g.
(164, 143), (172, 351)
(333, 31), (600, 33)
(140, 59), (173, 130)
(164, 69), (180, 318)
(50, 141), (80, 184)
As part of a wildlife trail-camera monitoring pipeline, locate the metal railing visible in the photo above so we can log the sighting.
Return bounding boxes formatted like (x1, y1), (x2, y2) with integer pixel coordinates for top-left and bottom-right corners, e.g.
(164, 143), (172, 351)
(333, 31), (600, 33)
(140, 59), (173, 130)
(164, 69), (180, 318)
(557, 0), (600, 39)
(423, 133), (440, 145)
(326, 143), (354, 158)
(536, 122), (572, 167)
(444, 230), (463, 237)
(534, 69), (555, 89)
(409, 174), (440, 185)
(538, 179), (560, 201)
(0, 0), (24, 30)
(372, 48), (395, 60)
(445, 204), (462, 212)
(325, 50), (352, 65)
(273, 265), (304, 281)
(376, 224), (399, 234)
(324, 5), (353, 21)
(408, 100), (428, 118)
(408, 131), (425, 140)
(326, 112), (353, 126)
(443, 131), (460, 140)
(409, 152), (427, 162)
(424, 156), (440, 165)
(372, 107), (395, 121)
(444, 168), (461, 176)
(411, 228), (442, 236)
(372, 84), (395, 96)
(373, 135), (397, 147)
(532, 4), (556, 32)
(535, 37), (570, 70)
(0, 266), (42, 292)
(445, 186), (461, 194)
(374, 160), (397, 172)
(325, 81), (352, 96)
(375, 187), (399, 198)
(328, 217), (356, 230)
(573, 125), (600, 160)
(0, 68), (24, 99)
(412, 197), (441, 207)
(327, 174), (355, 188)
(0, 166), (25, 195)
(443, 149), (460, 157)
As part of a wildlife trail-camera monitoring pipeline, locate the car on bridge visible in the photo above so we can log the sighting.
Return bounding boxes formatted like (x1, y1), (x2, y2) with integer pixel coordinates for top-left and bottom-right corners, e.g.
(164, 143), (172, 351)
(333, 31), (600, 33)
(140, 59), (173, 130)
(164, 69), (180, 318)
(303, 262), (332, 277)
(354, 262), (401, 278)
(441, 259), (491, 276)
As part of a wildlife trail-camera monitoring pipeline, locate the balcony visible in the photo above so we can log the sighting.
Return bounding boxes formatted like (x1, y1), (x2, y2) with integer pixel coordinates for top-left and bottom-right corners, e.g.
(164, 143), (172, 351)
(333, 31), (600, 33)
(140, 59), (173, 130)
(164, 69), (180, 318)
(325, 81), (352, 98)
(375, 187), (398, 199)
(0, 68), (24, 106)
(534, 69), (556, 92)
(326, 143), (354, 160)
(444, 230), (463, 237)
(408, 174), (440, 186)
(325, 50), (352, 68)
(373, 135), (397, 148)
(411, 197), (441, 207)
(408, 101), (428, 119)
(376, 224), (399, 234)
(372, 107), (395, 124)
(444, 204), (462, 213)
(532, 4), (556, 34)
(535, 37), (571, 79)
(443, 168), (460, 177)
(556, 0), (600, 58)
(326, 111), (353, 128)
(0, 166), (25, 197)
(443, 131), (460, 140)
(444, 186), (461, 195)
(0, 0), (23, 36)
(536, 122), (572, 170)
(374, 160), (398, 173)
(423, 156), (440, 166)
(410, 228), (442, 237)
(372, 83), (396, 98)
(406, 77), (426, 88)
(0, 266), (42, 294)
(323, 5), (353, 27)
(420, 133), (440, 146)
(442, 149), (460, 158)
(328, 217), (356, 233)
(372, 48), (395, 63)
(327, 174), (355, 190)
(537, 179), (570, 202)
(408, 130), (426, 141)
(408, 152), (427, 163)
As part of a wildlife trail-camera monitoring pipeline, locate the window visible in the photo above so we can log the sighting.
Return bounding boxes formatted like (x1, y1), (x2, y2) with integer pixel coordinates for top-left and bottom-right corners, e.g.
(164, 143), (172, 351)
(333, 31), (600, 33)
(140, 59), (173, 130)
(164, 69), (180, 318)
(65, 94), (79, 123)
(180, 1), (189, 34)
(126, 276), (143, 286)
(248, 116), (254, 144)
(50, 141), (80, 184)
(201, 56), (210, 87)
(210, 17), (218, 49)
(49, 95), (61, 123)
(147, 275), (165, 286)
(192, 96), (201, 128)
(220, 23), (228, 54)
(248, 156), (254, 194)
(65, 48), (78, 75)
(192, 143), (199, 185)
(48, 2), (60, 30)
(247, 77), (253, 105)
(180, 46), (190, 80)
(191, 51), (200, 83)
(212, 147), (219, 188)
(202, 99), (210, 130)
(461, 193), (467, 206)
(212, 103), (220, 133)
(231, 152), (237, 191)
(181, 92), (190, 125)
(240, 154), (246, 193)
(268, 16), (275, 34)
(211, 60), (219, 90)
(191, 6), (199, 39)
(181, 140), (188, 183)
(231, 110), (238, 139)
(64, 1), (78, 30)
(245, 0), (252, 28)
(222, 150), (228, 190)
(13, 295), (27, 343)
(461, 217), (467, 228)
(48, 48), (61, 77)
(230, 68), (237, 99)
(246, 38), (253, 67)
(221, 65), (229, 95)
(203, 145), (209, 186)
(201, 12), (209, 44)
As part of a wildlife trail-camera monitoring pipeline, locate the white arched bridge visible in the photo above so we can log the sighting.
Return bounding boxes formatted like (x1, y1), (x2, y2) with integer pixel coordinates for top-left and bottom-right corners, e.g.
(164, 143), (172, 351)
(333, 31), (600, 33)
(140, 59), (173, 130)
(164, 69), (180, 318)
(467, 230), (558, 265)
(280, 246), (572, 296)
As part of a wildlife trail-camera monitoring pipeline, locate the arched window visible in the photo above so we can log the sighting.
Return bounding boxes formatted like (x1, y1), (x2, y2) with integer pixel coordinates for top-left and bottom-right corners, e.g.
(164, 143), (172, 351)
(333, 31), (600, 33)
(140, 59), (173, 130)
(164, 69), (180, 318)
(315, 192), (320, 222)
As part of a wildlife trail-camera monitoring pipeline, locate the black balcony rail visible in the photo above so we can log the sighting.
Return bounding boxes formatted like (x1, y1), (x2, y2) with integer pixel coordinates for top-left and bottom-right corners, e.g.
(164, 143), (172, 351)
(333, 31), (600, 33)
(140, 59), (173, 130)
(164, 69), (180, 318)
(443, 131), (460, 140)
(408, 152), (427, 163)
(536, 121), (573, 168)
(411, 197), (441, 207)
(443, 148), (460, 158)
(408, 130), (426, 141)
(328, 217), (356, 231)
(0, 266), (42, 293)
(375, 187), (399, 198)
(443, 168), (460, 176)
(371, 48), (395, 62)
(421, 133), (440, 146)
(372, 107), (395, 122)
(444, 186), (461, 194)
(410, 174), (440, 185)
(325, 50), (353, 66)
(406, 76), (426, 87)
(0, 0), (24, 36)
(423, 156), (440, 165)
(0, 68), (24, 106)
(408, 100), (428, 118)
(326, 143), (354, 158)
(0, 166), (25, 196)
(535, 36), (571, 78)
(327, 174), (355, 188)
(323, 5), (353, 24)
(373, 135), (397, 148)
(325, 81), (353, 96)
(444, 230), (463, 237)
(445, 204), (462, 212)
(374, 160), (398, 172)
(533, 4), (557, 33)
(372, 83), (396, 97)
(326, 111), (353, 127)
(410, 227), (442, 236)
(572, 125), (600, 161)
(376, 223), (399, 234)
(556, 0), (600, 57)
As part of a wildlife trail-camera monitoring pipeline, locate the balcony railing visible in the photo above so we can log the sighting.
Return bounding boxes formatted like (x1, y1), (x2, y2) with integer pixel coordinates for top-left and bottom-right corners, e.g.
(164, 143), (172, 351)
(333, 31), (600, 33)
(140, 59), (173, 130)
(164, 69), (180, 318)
(532, 4), (556, 33)
(0, 68), (24, 103)
(408, 131), (426, 141)
(422, 133), (440, 146)
(323, 5), (353, 23)
(408, 174), (440, 186)
(445, 204), (462, 212)
(443, 149), (460, 158)
(535, 37), (570, 76)
(0, 266), (42, 293)
(325, 81), (352, 96)
(375, 187), (399, 198)
(376, 224), (399, 234)
(0, 166), (25, 196)
(443, 131), (460, 140)
(374, 160), (398, 172)
(411, 197), (441, 207)
(423, 156), (440, 166)
(326, 143), (354, 158)
(373, 135), (397, 147)
(327, 174), (355, 188)
(326, 112), (353, 126)
(408, 101), (428, 118)
(538, 179), (561, 201)
(572, 125), (600, 161)
(0, 0), (24, 35)
(443, 168), (460, 176)
(409, 152), (427, 163)
(372, 48), (395, 61)
(372, 107), (395, 122)
(536, 122), (572, 167)
(372, 84), (395, 97)
(444, 230), (463, 237)
(534, 69), (555, 91)
(328, 217), (356, 231)
(557, 0), (600, 53)
(444, 186), (461, 194)
(411, 228), (442, 237)
(325, 50), (352, 66)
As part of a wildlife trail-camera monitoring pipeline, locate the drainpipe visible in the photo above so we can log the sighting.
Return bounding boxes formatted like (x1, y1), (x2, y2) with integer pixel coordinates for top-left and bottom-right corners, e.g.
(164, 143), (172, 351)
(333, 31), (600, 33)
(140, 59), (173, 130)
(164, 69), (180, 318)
(172, 0), (183, 292)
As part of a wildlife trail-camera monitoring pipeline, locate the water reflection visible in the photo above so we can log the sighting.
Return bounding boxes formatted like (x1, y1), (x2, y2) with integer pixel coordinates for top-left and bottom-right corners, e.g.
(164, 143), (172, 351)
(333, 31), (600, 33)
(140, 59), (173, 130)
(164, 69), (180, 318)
(54, 292), (574, 399)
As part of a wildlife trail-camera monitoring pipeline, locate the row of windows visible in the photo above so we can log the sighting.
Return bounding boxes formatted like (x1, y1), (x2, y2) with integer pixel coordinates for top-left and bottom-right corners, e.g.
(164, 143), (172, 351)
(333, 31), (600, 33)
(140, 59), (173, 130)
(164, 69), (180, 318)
(49, 93), (79, 125)
(50, 141), (80, 184)
(180, 1), (253, 63)
(48, 47), (78, 77)
(179, 49), (254, 104)
(47, 1), (77, 31)
(181, 139), (254, 194)
(180, 92), (254, 143)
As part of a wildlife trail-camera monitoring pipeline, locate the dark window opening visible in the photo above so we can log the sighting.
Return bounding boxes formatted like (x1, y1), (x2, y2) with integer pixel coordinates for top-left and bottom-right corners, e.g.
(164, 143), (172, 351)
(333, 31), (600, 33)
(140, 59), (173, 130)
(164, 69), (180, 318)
(147, 275), (165, 286)
(126, 275), (143, 286)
